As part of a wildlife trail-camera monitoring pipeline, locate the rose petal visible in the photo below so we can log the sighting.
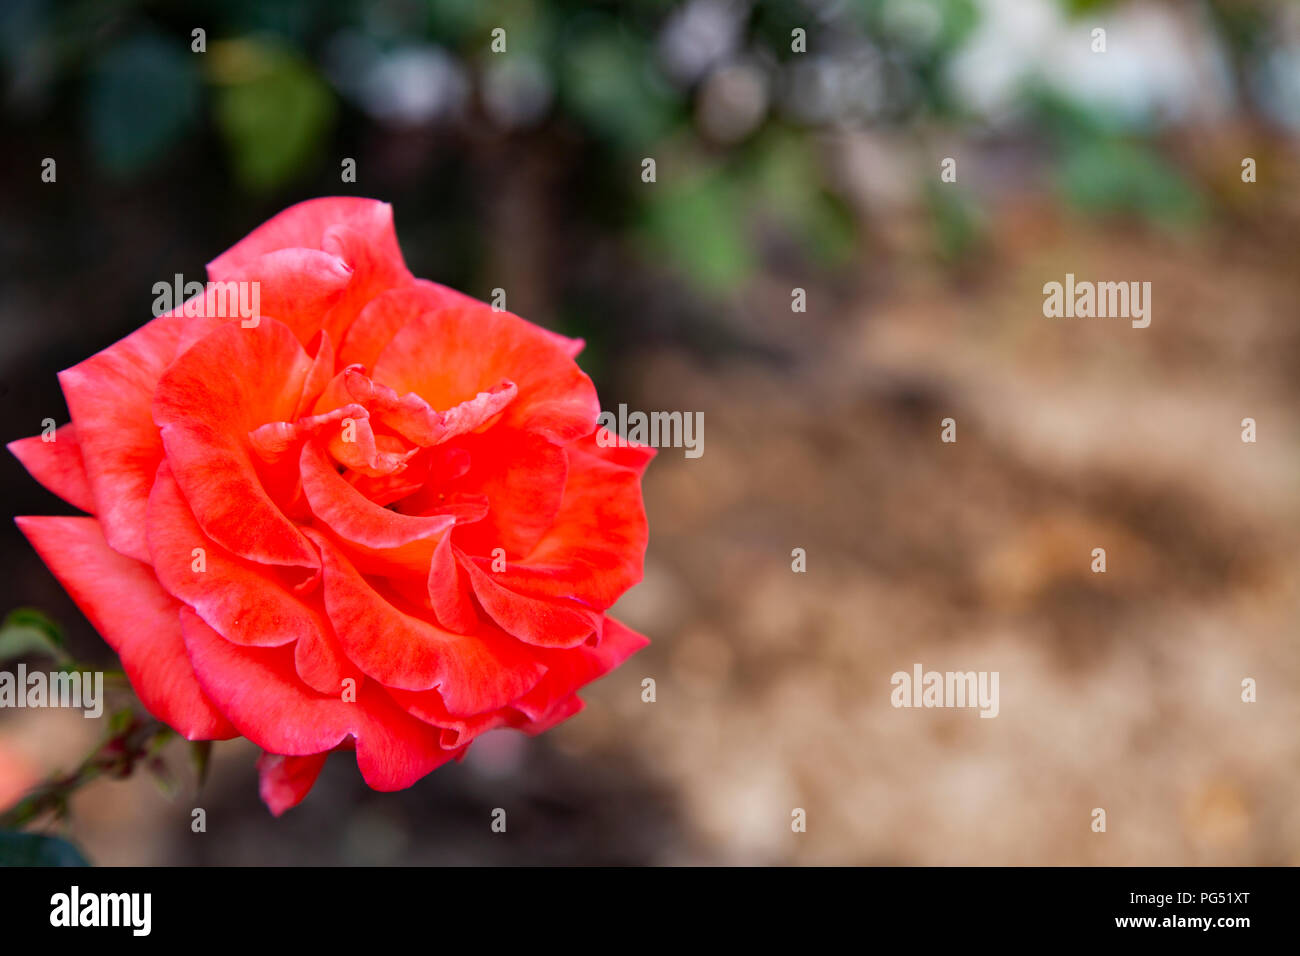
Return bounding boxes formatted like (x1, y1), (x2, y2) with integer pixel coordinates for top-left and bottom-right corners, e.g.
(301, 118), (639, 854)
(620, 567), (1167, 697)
(387, 687), (523, 749)
(294, 622), (363, 696)
(16, 516), (236, 740)
(299, 441), (453, 574)
(181, 610), (459, 789)
(295, 331), (337, 420)
(257, 752), (329, 816)
(153, 318), (318, 569)
(199, 249), (353, 345)
(584, 425), (657, 475)
(428, 532), (479, 633)
(441, 427), (567, 558)
(461, 555), (603, 648)
(512, 617), (649, 724)
(465, 430), (651, 610)
(208, 197), (407, 281)
(59, 315), (196, 561)
(208, 198), (413, 352)
(373, 300), (599, 445)
(318, 223), (414, 344)
(338, 279), (472, 370)
(343, 366), (518, 447)
(8, 424), (95, 514)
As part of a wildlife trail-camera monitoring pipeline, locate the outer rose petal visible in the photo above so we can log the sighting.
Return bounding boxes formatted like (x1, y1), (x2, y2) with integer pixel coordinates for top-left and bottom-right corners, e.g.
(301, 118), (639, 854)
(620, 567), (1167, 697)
(181, 611), (460, 790)
(520, 695), (586, 735)
(513, 617), (650, 724)
(465, 429), (652, 610)
(536, 327), (586, 360)
(200, 249), (354, 346)
(386, 622), (646, 748)
(208, 198), (407, 279)
(15, 516), (236, 740)
(584, 425), (657, 475)
(257, 752), (329, 817)
(387, 686), (523, 749)
(8, 424), (95, 514)
(59, 315), (204, 561)
(153, 319), (318, 569)
(207, 198), (413, 346)
(374, 300), (600, 445)
(318, 224), (415, 345)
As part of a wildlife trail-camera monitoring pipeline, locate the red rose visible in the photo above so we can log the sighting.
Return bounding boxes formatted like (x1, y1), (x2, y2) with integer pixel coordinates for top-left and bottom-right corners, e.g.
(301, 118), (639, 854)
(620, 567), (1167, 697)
(10, 198), (652, 814)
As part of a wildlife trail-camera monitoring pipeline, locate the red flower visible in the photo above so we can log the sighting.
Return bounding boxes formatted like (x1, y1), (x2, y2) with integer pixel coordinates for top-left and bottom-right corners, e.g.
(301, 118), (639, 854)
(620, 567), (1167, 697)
(10, 198), (652, 814)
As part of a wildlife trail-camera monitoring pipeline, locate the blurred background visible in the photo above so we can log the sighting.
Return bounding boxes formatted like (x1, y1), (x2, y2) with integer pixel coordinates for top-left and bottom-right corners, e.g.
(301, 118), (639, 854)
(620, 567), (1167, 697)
(1, 0), (1299, 864)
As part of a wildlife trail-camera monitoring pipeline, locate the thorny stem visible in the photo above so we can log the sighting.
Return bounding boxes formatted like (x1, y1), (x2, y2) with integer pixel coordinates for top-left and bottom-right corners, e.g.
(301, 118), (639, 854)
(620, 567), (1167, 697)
(0, 712), (173, 830)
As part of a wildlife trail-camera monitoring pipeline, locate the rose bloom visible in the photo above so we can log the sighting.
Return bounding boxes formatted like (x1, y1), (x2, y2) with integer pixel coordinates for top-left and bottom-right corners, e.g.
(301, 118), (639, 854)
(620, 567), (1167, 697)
(10, 198), (652, 814)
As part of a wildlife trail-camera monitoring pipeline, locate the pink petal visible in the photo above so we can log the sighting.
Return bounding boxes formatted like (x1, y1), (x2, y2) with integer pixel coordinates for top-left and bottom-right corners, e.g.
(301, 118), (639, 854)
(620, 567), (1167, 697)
(153, 319), (318, 569)
(181, 610), (460, 789)
(338, 280), (477, 369)
(299, 441), (452, 574)
(461, 555), (603, 648)
(373, 300), (599, 445)
(59, 315), (195, 561)
(183, 251), (353, 348)
(257, 752), (329, 816)
(513, 617), (649, 724)
(208, 198), (407, 279)
(147, 463), (327, 648)
(16, 516), (236, 740)
(207, 198), (413, 354)
(306, 529), (546, 711)
(8, 424), (95, 514)
(465, 430), (651, 610)
(428, 532), (480, 633)
(440, 427), (567, 559)
(343, 366), (518, 447)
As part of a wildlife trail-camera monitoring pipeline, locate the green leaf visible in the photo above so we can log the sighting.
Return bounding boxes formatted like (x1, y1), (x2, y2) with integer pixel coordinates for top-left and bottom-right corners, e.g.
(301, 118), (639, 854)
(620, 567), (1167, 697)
(0, 831), (90, 867)
(190, 741), (213, 789)
(641, 171), (755, 293)
(560, 23), (677, 150)
(1057, 139), (1206, 228)
(0, 607), (65, 663)
(210, 39), (335, 192)
(107, 707), (136, 736)
(752, 135), (857, 267)
(84, 30), (201, 178)
(925, 180), (985, 261)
